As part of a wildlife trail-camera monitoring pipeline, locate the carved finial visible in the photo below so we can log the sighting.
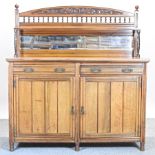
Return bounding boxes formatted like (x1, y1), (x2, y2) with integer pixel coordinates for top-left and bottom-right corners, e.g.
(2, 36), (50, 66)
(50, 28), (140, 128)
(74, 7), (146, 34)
(15, 4), (19, 10)
(135, 5), (139, 11)
(15, 4), (19, 27)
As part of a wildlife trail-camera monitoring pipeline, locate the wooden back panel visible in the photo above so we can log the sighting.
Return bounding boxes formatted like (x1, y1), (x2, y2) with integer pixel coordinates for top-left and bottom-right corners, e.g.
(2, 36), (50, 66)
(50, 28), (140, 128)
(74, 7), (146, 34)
(14, 5), (140, 58)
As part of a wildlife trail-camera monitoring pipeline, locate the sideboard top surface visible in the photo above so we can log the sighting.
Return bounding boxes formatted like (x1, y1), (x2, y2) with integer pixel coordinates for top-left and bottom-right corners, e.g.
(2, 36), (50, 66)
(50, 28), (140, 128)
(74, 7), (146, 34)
(6, 57), (149, 63)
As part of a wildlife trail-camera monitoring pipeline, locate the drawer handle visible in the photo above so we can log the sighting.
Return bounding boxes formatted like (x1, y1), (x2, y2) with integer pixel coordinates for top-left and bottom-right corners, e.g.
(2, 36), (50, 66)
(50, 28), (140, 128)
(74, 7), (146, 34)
(54, 68), (65, 73)
(122, 68), (133, 73)
(90, 67), (101, 73)
(80, 106), (85, 115)
(23, 67), (34, 73)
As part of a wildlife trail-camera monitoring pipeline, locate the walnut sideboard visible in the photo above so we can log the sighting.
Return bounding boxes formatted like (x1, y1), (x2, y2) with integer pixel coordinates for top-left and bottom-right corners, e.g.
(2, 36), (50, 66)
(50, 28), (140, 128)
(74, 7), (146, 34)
(7, 5), (149, 151)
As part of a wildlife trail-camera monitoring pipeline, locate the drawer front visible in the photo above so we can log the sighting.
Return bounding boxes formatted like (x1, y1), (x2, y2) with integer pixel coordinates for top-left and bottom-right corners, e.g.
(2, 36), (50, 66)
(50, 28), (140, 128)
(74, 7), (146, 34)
(81, 64), (144, 75)
(13, 64), (75, 74)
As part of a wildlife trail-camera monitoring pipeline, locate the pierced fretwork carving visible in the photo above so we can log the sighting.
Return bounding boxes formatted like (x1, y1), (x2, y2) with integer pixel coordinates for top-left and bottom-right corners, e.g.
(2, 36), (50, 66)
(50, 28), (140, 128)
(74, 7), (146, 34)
(133, 29), (140, 57)
(30, 7), (132, 15)
(14, 28), (20, 57)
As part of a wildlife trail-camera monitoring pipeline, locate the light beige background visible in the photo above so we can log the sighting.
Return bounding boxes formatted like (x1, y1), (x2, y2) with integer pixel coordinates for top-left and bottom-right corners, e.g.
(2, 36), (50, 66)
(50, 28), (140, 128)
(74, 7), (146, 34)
(0, 0), (154, 118)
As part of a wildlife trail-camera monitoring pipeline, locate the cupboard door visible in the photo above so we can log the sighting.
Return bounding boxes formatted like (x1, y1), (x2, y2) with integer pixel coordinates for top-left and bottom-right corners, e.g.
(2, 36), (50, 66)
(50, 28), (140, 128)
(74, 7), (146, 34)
(16, 77), (75, 138)
(45, 79), (74, 136)
(80, 76), (141, 138)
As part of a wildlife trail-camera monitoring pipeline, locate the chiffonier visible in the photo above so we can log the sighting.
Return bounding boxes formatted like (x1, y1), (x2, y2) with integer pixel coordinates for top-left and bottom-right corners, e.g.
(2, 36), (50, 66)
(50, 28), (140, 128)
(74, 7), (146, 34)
(7, 5), (149, 151)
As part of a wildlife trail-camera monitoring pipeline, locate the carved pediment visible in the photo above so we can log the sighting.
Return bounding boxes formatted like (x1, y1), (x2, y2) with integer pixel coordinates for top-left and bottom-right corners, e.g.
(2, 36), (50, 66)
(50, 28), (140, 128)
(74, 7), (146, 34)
(32, 7), (123, 15)
(20, 6), (133, 16)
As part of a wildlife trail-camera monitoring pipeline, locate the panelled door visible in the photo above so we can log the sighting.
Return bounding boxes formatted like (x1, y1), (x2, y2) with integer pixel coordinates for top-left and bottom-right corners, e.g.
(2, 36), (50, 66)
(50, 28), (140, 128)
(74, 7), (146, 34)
(80, 76), (141, 139)
(15, 77), (75, 139)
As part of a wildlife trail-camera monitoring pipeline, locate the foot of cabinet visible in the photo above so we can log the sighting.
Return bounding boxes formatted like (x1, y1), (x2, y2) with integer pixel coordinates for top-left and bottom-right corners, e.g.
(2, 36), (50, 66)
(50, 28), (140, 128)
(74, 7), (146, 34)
(140, 142), (145, 151)
(9, 142), (14, 151)
(75, 143), (80, 151)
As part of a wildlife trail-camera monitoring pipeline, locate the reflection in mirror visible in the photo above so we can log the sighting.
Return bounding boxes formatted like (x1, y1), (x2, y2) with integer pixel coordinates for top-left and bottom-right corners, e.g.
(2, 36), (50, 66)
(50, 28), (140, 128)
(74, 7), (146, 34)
(21, 35), (132, 50)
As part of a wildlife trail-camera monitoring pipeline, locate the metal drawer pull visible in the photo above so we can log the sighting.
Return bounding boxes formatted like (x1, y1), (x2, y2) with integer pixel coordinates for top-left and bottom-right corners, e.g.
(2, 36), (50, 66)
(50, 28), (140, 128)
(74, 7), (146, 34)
(80, 106), (85, 115)
(90, 67), (101, 73)
(122, 68), (133, 73)
(71, 106), (75, 115)
(23, 67), (34, 73)
(54, 67), (65, 73)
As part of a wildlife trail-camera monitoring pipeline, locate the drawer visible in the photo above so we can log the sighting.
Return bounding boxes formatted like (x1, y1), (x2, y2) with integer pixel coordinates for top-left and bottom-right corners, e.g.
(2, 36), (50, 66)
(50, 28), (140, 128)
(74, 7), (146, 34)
(80, 64), (144, 75)
(13, 64), (75, 74)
